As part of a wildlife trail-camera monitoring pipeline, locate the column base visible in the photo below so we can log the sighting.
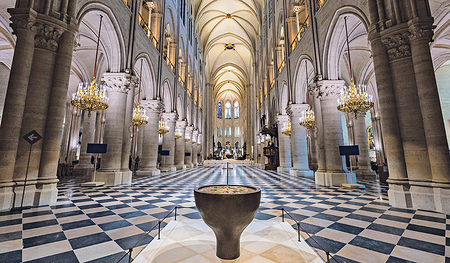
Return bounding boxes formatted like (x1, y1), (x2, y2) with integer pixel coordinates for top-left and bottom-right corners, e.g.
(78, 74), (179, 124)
(176, 165), (187, 170)
(409, 182), (436, 211)
(13, 184), (37, 208)
(95, 170), (133, 186)
(387, 179), (413, 208)
(290, 169), (314, 177)
(72, 166), (94, 178)
(355, 168), (376, 177)
(277, 166), (292, 173)
(161, 166), (177, 172)
(434, 185), (450, 214)
(0, 185), (14, 211)
(192, 163), (198, 168)
(34, 182), (58, 206)
(315, 172), (356, 186)
(135, 169), (161, 177)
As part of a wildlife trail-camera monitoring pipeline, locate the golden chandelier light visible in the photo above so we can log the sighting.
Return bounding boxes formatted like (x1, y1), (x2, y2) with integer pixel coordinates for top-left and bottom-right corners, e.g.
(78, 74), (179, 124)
(192, 137), (197, 144)
(281, 118), (291, 137)
(71, 78), (109, 117)
(132, 104), (148, 126)
(159, 117), (169, 134)
(337, 16), (374, 118)
(71, 15), (109, 117)
(299, 105), (315, 129)
(185, 133), (190, 142)
(132, 60), (148, 126)
(174, 127), (182, 140)
(337, 78), (374, 118)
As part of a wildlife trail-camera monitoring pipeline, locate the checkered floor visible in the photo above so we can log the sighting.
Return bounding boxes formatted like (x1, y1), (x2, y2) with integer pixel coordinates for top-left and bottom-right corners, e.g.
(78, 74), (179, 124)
(0, 164), (448, 262)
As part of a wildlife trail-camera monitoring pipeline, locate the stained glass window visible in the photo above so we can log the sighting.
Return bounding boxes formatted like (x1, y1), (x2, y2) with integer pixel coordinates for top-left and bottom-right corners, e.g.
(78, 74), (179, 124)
(225, 101), (231, 119)
(234, 101), (239, 119)
(217, 101), (222, 119)
(268, 0), (272, 28)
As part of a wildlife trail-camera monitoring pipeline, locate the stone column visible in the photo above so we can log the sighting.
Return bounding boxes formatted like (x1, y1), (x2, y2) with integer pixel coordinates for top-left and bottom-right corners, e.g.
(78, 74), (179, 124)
(95, 73), (132, 185)
(169, 42), (177, 70)
(120, 79), (137, 181)
(192, 129), (198, 167)
(184, 126), (193, 167)
(0, 10), (37, 210)
(73, 113), (95, 175)
(353, 113), (375, 176)
(198, 133), (203, 163)
(276, 115), (292, 172)
(275, 46), (283, 71)
(136, 99), (163, 176)
(175, 120), (186, 170)
(146, 2), (155, 38)
(161, 112), (177, 171)
(151, 13), (162, 44)
(287, 104), (313, 177)
(311, 81), (355, 186)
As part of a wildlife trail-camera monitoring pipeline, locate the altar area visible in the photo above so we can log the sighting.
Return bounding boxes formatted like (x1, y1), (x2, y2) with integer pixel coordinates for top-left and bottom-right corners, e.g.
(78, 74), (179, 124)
(133, 218), (323, 263)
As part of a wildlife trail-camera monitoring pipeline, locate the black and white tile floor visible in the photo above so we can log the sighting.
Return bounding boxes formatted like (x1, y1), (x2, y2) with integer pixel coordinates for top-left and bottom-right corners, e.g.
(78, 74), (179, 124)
(0, 164), (448, 262)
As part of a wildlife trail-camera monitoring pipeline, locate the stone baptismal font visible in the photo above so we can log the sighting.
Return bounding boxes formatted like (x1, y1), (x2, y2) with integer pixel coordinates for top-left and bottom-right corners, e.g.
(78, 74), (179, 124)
(194, 185), (261, 260)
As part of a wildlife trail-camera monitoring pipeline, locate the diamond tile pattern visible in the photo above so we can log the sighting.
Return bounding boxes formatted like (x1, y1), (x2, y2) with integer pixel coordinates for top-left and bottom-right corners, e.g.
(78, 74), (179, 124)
(0, 163), (447, 262)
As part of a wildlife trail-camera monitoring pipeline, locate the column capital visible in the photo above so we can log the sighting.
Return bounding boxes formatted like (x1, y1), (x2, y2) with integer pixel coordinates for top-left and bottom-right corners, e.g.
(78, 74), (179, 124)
(8, 8), (37, 34)
(141, 99), (164, 113)
(102, 72), (134, 94)
(380, 25), (412, 61)
(286, 103), (309, 118)
(163, 112), (178, 122)
(309, 80), (345, 99)
(408, 21), (434, 42)
(146, 2), (155, 10)
(193, 130), (199, 137)
(276, 114), (289, 124)
(293, 6), (303, 13)
(176, 120), (186, 129)
(33, 20), (65, 52)
(185, 126), (194, 133)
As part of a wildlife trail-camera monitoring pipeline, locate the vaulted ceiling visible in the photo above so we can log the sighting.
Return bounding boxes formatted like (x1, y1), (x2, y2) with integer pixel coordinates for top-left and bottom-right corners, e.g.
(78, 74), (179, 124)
(193, 0), (261, 103)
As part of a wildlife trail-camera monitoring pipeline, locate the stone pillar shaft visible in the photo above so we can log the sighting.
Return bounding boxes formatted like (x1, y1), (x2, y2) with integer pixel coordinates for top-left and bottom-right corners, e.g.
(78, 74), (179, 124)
(161, 112), (177, 171)
(184, 126), (193, 166)
(174, 121), (186, 170)
(137, 100), (162, 176)
(276, 115), (292, 172)
(353, 113), (374, 176)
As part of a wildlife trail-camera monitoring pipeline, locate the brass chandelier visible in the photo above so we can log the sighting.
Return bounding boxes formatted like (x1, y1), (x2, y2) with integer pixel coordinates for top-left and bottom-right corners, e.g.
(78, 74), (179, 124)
(337, 17), (374, 118)
(174, 127), (182, 140)
(159, 116), (169, 134)
(132, 60), (149, 126)
(71, 15), (109, 117)
(281, 117), (291, 137)
(185, 133), (190, 142)
(299, 62), (315, 129)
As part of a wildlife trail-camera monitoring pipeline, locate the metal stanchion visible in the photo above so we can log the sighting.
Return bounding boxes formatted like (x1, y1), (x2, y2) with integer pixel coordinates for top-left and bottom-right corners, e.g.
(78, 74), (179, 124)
(158, 221), (161, 239)
(128, 248), (133, 263)
(297, 222), (301, 242)
(281, 208), (284, 222)
(326, 251), (330, 263)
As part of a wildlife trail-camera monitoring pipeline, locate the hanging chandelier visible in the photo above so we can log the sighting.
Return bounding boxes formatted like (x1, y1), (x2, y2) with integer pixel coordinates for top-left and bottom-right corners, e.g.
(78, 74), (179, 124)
(299, 105), (315, 129)
(185, 133), (190, 142)
(71, 15), (109, 117)
(299, 61), (315, 129)
(159, 116), (169, 134)
(174, 127), (182, 140)
(337, 16), (374, 118)
(192, 137), (197, 144)
(132, 60), (148, 126)
(281, 117), (291, 137)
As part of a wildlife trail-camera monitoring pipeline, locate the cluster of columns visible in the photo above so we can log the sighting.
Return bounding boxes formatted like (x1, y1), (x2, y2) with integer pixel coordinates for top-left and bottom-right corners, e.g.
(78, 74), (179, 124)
(0, 3), (78, 210)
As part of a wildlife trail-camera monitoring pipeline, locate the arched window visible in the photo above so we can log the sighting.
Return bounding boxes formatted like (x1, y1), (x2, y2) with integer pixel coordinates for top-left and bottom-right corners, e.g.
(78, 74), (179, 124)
(217, 101), (222, 119)
(225, 101), (231, 119)
(234, 101), (239, 119)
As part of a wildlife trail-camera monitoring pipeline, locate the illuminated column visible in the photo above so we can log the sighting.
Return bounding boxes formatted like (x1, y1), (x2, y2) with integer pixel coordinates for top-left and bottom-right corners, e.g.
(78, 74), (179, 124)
(174, 120), (186, 170)
(146, 2), (155, 38)
(192, 129), (198, 167)
(95, 73), (132, 185)
(287, 104), (313, 177)
(353, 113), (375, 176)
(184, 126), (193, 167)
(161, 112), (177, 171)
(276, 115), (292, 172)
(311, 80), (355, 186)
(136, 99), (163, 176)
(73, 113), (95, 175)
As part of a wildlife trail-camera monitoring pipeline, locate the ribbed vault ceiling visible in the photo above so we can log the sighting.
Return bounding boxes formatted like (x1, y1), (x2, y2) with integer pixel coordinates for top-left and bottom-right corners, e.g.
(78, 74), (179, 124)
(193, 0), (260, 103)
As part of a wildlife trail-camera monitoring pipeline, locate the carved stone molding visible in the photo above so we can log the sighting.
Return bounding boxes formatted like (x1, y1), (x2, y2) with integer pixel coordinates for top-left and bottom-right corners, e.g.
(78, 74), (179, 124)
(141, 99), (164, 113)
(286, 103), (308, 117)
(33, 22), (63, 52)
(102, 73), (132, 94)
(408, 24), (434, 42)
(381, 32), (411, 61)
(9, 15), (36, 34)
(276, 114), (289, 125)
(176, 120), (187, 129)
(309, 80), (345, 99)
(163, 112), (178, 122)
